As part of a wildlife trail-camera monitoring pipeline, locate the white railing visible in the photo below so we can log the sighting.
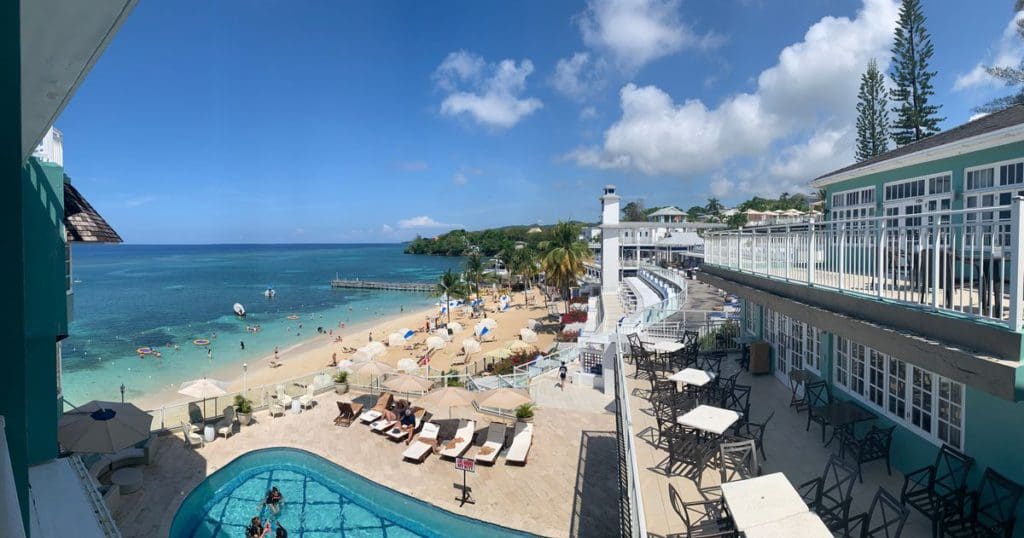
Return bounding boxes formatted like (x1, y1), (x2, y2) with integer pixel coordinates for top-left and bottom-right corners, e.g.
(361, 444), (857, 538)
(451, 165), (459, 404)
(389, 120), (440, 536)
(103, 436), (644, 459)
(705, 200), (1024, 331)
(69, 455), (121, 538)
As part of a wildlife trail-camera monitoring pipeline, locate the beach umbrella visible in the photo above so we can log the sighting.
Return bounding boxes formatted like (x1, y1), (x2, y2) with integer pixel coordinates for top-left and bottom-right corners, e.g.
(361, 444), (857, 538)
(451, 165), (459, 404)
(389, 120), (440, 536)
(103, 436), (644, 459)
(447, 322), (463, 333)
(462, 339), (481, 355)
(178, 377), (229, 416)
(365, 341), (387, 357)
(399, 328), (415, 340)
(475, 388), (531, 411)
(383, 373), (434, 394)
(426, 335), (447, 350)
(387, 332), (406, 347)
(337, 359), (354, 372)
(526, 319), (540, 331)
(58, 401), (153, 454)
(520, 328), (538, 343)
(349, 359), (394, 377)
(417, 386), (475, 419)
(434, 328), (452, 341)
(351, 349), (375, 362)
(482, 348), (511, 361)
(507, 340), (533, 353)
(480, 318), (498, 330)
(396, 358), (419, 372)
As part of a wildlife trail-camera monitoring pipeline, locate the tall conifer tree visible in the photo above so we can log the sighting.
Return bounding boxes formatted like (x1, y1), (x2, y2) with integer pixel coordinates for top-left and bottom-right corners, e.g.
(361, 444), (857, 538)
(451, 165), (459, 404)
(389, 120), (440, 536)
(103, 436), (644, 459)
(856, 59), (890, 161)
(889, 0), (943, 146)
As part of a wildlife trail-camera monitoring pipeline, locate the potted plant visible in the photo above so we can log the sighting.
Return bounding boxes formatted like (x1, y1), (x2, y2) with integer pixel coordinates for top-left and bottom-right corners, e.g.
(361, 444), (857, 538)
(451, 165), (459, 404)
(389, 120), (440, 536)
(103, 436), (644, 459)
(333, 370), (349, 394)
(234, 395), (253, 426)
(515, 402), (535, 423)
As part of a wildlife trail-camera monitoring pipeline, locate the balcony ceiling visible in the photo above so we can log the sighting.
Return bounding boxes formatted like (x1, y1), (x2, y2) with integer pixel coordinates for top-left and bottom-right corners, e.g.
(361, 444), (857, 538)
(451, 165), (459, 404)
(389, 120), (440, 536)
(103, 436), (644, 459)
(20, 0), (137, 162)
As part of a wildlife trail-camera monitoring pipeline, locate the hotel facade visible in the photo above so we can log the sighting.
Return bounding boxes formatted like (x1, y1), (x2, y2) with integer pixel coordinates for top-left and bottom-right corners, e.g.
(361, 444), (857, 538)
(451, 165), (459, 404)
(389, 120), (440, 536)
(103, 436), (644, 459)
(701, 105), (1024, 528)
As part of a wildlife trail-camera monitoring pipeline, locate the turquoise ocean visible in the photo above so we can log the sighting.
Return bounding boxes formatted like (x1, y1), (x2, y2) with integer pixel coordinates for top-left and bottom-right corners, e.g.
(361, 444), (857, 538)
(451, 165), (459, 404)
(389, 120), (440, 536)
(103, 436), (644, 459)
(63, 244), (462, 406)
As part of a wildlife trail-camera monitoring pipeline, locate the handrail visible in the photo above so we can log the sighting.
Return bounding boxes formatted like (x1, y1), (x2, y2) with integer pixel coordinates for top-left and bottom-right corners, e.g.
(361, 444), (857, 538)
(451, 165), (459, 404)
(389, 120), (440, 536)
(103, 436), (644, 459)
(68, 455), (121, 538)
(614, 318), (646, 537)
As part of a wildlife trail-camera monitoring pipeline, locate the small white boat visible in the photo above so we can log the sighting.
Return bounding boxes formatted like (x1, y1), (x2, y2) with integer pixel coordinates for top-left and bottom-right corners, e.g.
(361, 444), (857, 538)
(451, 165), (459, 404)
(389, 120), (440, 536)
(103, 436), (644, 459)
(233, 303), (246, 317)
(264, 287), (275, 298)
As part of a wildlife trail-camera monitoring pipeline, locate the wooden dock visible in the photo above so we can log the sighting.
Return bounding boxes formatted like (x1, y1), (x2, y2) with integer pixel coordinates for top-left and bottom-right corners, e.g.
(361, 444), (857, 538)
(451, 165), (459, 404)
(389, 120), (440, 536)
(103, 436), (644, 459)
(330, 278), (434, 292)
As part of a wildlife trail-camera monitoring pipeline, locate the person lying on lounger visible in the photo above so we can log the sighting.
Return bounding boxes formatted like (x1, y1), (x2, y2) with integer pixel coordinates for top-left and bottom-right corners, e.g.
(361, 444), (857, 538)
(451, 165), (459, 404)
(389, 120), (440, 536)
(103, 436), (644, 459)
(399, 407), (417, 444)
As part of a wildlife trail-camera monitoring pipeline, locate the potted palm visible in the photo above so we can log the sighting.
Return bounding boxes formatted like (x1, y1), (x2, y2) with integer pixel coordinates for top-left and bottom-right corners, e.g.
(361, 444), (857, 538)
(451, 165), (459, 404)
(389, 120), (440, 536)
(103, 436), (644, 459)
(515, 402), (535, 423)
(234, 394), (254, 425)
(333, 370), (349, 394)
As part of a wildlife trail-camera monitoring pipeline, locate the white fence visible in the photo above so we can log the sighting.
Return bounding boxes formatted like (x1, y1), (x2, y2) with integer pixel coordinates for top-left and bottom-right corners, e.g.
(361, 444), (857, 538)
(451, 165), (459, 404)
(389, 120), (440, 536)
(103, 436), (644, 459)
(705, 200), (1024, 331)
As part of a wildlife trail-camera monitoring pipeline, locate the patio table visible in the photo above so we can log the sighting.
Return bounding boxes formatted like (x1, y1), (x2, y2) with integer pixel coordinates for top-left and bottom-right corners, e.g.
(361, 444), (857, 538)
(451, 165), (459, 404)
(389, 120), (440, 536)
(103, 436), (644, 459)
(742, 511), (831, 537)
(820, 400), (876, 447)
(677, 405), (740, 436)
(668, 368), (716, 387)
(719, 472), (809, 531)
(651, 341), (685, 354)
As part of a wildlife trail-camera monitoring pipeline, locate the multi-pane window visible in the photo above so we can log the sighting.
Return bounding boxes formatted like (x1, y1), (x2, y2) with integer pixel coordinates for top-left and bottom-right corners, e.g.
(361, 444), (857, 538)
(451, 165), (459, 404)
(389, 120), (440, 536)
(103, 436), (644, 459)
(884, 179), (926, 201)
(834, 336), (850, 388)
(967, 167), (995, 190)
(867, 350), (886, 407)
(887, 359), (907, 419)
(788, 319), (804, 374)
(849, 342), (867, 397)
(805, 327), (821, 374)
(776, 315), (790, 376)
(937, 379), (964, 449)
(1000, 161), (1024, 186)
(831, 187), (875, 223)
(911, 368), (934, 434)
(744, 301), (757, 335)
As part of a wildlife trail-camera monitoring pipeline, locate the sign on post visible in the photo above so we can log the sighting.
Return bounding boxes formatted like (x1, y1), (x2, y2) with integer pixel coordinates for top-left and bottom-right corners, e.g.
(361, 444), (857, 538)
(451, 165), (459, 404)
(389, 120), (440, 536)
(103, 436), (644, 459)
(455, 457), (476, 473)
(454, 457), (476, 506)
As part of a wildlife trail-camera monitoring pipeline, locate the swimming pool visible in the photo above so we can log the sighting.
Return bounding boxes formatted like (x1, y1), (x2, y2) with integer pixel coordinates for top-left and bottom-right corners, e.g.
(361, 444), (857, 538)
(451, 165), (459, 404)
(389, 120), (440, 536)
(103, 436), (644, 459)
(170, 448), (533, 537)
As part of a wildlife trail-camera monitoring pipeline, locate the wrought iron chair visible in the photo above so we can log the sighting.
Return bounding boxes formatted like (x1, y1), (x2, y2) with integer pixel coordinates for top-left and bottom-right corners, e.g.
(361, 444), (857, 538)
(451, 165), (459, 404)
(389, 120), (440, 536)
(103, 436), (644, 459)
(900, 444), (975, 537)
(799, 455), (859, 531)
(722, 384), (751, 420)
(788, 368), (811, 413)
(669, 484), (737, 538)
(838, 487), (909, 538)
(718, 439), (759, 483)
(840, 424), (896, 483)
(938, 468), (1023, 538)
(699, 352), (724, 376)
(651, 397), (678, 447)
(734, 410), (774, 461)
(804, 380), (833, 443)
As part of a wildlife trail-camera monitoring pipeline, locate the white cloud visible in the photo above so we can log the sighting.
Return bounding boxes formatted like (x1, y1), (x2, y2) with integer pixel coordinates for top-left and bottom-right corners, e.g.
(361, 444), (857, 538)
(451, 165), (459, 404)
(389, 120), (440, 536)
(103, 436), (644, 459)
(955, 13), (1024, 91)
(435, 52), (543, 129)
(398, 161), (429, 172)
(123, 195), (156, 208)
(398, 216), (450, 229)
(580, 106), (598, 119)
(567, 0), (898, 195)
(577, 0), (723, 71)
(552, 52), (606, 100)
(452, 166), (482, 186)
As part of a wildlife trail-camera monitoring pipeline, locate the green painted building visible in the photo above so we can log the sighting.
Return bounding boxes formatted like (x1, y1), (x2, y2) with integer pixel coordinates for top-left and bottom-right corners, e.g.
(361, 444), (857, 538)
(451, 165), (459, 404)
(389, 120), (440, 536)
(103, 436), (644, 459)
(702, 105), (1024, 535)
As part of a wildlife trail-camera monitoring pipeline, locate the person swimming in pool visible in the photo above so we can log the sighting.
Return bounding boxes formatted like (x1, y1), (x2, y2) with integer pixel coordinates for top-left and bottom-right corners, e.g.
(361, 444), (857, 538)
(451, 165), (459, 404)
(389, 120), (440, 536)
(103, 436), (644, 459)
(247, 516), (269, 538)
(264, 486), (284, 515)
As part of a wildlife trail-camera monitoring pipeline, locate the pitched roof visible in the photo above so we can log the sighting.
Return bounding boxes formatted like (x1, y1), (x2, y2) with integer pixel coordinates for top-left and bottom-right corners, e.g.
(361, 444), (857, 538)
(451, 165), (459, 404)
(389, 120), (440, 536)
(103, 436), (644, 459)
(648, 206), (685, 216)
(64, 181), (122, 243)
(814, 104), (1024, 184)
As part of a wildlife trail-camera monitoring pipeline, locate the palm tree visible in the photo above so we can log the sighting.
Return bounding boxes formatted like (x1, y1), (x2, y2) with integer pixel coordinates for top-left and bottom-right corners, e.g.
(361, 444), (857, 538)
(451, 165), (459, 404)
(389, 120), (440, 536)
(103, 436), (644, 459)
(540, 221), (592, 311)
(705, 197), (724, 216)
(509, 247), (539, 307)
(464, 254), (485, 298)
(434, 269), (466, 325)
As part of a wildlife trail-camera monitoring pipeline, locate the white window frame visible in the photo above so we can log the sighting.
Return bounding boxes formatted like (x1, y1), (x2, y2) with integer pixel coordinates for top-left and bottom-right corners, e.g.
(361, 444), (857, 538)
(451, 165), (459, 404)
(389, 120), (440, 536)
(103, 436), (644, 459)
(805, 327), (821, 375)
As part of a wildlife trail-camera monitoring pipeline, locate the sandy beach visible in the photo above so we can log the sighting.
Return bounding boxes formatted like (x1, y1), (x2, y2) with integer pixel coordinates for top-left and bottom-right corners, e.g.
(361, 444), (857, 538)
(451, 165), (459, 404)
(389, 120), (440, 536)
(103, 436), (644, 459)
(134, 287), (557, 413)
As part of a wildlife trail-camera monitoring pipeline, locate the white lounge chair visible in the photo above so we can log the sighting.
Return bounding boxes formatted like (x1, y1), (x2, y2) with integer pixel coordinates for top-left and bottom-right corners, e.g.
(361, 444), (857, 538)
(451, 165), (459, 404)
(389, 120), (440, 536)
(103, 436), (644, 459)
(299, 385), (316, 409)
(275, 385), (293, 406)
(269, 401), (285, 418)
(506, 422), (533, 465)
(181, 421), (203, 448)
(386, 408), (426, 442)
(216, 407), (235, 438)
(474, 423), (506, 464)
(440, 420), (476, 459)
(403, 423), (440, 462)
(359, 393), (394, 423)
(370, 418), (397, 433)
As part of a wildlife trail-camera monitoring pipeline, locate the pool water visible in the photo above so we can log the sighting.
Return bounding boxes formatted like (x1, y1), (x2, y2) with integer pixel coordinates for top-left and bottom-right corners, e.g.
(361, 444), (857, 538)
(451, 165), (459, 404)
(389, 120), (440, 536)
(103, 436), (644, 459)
(170, 448), (533, 537)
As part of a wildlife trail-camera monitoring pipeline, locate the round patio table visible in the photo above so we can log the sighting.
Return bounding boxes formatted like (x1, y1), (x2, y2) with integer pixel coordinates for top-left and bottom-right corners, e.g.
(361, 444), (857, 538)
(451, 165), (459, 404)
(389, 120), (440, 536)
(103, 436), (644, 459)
(110, 467), (143, 494)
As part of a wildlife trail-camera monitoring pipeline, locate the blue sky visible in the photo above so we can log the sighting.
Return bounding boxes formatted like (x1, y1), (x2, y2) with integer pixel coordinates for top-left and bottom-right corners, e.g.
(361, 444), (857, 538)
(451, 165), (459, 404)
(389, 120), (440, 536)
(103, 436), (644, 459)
(58, 0), (1022, 243)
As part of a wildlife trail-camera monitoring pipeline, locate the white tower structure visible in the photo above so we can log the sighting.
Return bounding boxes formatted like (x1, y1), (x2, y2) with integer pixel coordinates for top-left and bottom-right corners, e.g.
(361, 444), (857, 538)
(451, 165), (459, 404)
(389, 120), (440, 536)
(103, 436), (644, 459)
(600, 184), (620, 293)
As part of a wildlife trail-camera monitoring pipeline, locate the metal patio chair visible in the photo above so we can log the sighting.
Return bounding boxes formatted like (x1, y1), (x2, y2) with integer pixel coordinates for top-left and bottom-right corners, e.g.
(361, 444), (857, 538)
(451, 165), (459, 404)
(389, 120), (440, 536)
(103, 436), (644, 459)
(938, 468), (1023, 538)
(804, 380), (833, 443)
(840, 424), (896, 483)
(838, 487), (909, 538)
(799, 455), (859, 531)
(900, 444), (975, 537)
(734, 410), (774, 461)
(669, 483), (737, 538)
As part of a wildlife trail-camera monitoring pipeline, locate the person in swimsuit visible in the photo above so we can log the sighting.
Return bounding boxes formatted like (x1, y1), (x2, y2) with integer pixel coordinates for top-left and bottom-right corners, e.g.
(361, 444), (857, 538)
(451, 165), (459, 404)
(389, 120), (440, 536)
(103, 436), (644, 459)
(558, 361), (568, 391)
(264, 486), (283, 515)
(275, 523), (288, 538)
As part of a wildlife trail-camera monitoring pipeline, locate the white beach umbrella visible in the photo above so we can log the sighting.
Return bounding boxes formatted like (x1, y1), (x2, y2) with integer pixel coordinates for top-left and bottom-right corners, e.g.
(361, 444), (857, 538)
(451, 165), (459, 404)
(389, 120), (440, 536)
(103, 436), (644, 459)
(387, 332), (406, 347)
(58, 401), (154, 454)
(351, 349), (375, 362)
(447, 321), (463, 333)
(526, 319), (540, 331)
(434, 328), (452, 341)
(399, 328), (415, 340)
(337, 359), (354, 372)
(178, 377), (229, 416)
(476, 388), (532, 410)
(426, 335), (447, 350)
(383, 373), (434, 394)
(480, 318), (498, 330)
(396, 358), (420, 372)
(507, 340), (533, 353)
(350, 359), (394, 377)
(462, 339), (481, 355)
(365, 341), (387, 357)
(520, 328), (538, 343)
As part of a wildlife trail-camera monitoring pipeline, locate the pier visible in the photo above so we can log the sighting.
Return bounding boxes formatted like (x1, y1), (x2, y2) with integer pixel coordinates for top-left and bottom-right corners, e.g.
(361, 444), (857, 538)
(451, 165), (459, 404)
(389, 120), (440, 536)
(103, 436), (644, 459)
(329, 278), (434, 292)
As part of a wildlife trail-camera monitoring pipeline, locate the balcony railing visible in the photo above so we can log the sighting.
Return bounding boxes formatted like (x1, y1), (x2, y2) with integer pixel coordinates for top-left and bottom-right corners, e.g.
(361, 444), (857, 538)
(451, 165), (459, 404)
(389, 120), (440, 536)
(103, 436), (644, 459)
(705, 199), (1024, 331)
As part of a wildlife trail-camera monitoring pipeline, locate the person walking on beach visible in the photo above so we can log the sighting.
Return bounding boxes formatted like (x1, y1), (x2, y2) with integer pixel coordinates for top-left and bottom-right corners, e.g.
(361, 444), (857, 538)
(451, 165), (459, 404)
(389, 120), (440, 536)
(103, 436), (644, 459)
(330, 353), (337, 367)
(558, 361), (568, 391)
(240, 341), (245, 350)
(368, 332), (373, 342)
(274, 346), (279, 360)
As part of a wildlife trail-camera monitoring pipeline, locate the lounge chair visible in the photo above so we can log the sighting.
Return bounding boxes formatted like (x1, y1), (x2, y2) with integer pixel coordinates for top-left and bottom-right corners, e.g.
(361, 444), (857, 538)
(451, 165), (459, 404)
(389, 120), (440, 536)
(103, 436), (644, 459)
(370, 417), (397, 433)
(386, 408), (427, 442)
(187, 403), (204, 432)
(269, 401), (285, 418)
(440, 420), (476, 459)
(506, 422), (533, 465)
(181, 421), (203, 448)
(299, 385), (316, 409)
(475, 423), (507, 465)
(403, 423), (440, 462)
(216, 407), (235, 438)
(359, 393), (394, 423)
(334, 401), (363, 427)
(275, 385), (293, 407)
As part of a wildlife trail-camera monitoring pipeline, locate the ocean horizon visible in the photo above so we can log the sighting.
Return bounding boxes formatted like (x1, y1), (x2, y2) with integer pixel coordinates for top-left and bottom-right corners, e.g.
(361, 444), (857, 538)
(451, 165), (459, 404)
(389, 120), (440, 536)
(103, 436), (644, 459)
(63, 243), (464, 406)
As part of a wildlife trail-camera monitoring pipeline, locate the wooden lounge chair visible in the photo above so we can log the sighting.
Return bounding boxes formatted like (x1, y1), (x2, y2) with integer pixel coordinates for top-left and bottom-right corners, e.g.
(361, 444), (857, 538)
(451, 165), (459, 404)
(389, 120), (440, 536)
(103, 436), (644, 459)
(440, 420), (476, 459)
(334, 401), (363, 427)
(386, 408), (426, 442)
(474, 423), (507, 465)
(215, 407), (235, 438)
(359, 393), (394, 423)
(402, 422), (440, 462)
(506, 422), (533, 465)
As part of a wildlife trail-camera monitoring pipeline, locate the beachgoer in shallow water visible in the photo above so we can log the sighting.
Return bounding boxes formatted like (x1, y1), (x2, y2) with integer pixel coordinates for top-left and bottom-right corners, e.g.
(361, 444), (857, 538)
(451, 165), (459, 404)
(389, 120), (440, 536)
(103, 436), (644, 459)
(247, 517), (264, 538)
(207, 349), (212, 360)
(240, 341), (245, 350)
(264, 486), (283, 514)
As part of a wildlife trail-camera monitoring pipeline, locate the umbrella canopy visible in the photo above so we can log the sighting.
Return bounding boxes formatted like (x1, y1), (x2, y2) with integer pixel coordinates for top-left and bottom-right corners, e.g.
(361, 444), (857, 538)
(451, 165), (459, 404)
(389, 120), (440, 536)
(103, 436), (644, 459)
(426, 335), (447, 350)
(507, 340), (533, 353)
(178, 378), (229, 399)
(58, 401), (153, 454)
(480, 318), (498, 330)
(474, 324), (490, 337)
(462, 339), (481, 354)
(476, 388), (532, 410)
(482, 347), (511, 360)
(349, 360), (394, 377)
(383, 373), (434, 393)
(434, 328), (452, 341)
(399, 328), (415, 340)
(337, 359), (354, 372)
(526, 319), (540, 331)
(520, 328), (538, 343)
(396, 358), (419, 372)
(387, 332), (406, 347)
(417, 386), (476, 418)
(365, 341), (387, 357)
(447, 321), (463, 333)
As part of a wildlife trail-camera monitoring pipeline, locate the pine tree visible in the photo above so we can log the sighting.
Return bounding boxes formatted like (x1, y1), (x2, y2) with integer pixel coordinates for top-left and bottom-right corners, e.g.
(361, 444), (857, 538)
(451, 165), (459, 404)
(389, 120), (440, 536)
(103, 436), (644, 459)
(889, 0), (943, 146)
(855, 59), (890, 161)
(975, 2), (1024, 114)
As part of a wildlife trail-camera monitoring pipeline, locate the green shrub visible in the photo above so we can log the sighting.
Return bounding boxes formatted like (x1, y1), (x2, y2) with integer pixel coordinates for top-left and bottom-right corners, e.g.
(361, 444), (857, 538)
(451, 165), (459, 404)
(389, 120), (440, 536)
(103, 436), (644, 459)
(233, 394), (253, 414)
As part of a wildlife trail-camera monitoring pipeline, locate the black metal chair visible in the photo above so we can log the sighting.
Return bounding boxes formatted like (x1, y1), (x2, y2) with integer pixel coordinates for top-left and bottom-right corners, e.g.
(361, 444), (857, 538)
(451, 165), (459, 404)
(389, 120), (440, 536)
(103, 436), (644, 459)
(799, 455), (859, 531)
(651, 398), (678, 447)
(788, 369), (810, 413)
(839, 487), (909, 538)
(699, 352), (724, 376)
(939, 468), (1023, 538)
(900, 444), (975, 537)
(840, 425), (896, 483)
(718, 439), (759, 483)
(668, 484), (737, 538)
(722, 384), (751, 420)
(734, 410), (774, 461)
(804, 380), (833, 443)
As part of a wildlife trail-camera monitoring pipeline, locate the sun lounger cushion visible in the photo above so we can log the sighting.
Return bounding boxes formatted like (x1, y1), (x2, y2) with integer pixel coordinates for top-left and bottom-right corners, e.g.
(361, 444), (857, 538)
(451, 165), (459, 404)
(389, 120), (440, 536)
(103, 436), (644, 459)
(359, 409), (382, 423)
(506, 422), (533, 464)
(402, 423), (441, 462)
(475, 423), (507, 464)
(440, 421), (475, 459)
(371, 419), (396, 433)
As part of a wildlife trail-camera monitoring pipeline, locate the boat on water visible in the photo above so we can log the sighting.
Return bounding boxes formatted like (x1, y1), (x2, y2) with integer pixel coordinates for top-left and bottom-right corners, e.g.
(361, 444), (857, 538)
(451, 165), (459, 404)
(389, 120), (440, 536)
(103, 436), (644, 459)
(233, 303), (246, 317)
(264, 287), (276, 298)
